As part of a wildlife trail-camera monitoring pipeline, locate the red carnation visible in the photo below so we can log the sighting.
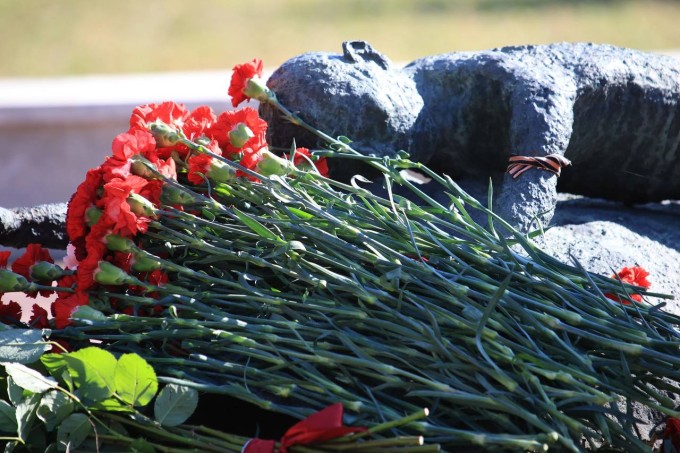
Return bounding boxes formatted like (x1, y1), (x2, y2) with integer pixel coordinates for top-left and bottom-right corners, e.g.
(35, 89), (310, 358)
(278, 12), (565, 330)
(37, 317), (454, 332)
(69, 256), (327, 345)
(209, 107), (268, 155)
(98, 175), (153, 237)
(102, 129), (157, 182)
(66, 167), (104, 243)
(129, 101), (189, 134)
(663, 417), (680, 451)
(0, 299), (22, 325)
(28, 304), (50, 329)
(286, 147), (330, 177)
(0, 251), (10, 268)
(182, 105), (217, 141)
(187, 154), (213, 185)
(605, 266), (651, 304)
(76, 239), (108, 292)
(12, 244), (54, 297)
(129, 102), (191, 159)
(52, 291), (89, 329)
(229, 58), (264, 107)
(238, 147), (266, 180)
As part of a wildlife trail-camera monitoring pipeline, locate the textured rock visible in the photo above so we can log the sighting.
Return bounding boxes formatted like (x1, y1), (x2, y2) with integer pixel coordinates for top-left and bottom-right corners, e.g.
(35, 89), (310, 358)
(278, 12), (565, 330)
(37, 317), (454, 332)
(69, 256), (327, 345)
(0, 203), (67, 249)
(260, 41), (424, 182)
(260, 41), (680, 232)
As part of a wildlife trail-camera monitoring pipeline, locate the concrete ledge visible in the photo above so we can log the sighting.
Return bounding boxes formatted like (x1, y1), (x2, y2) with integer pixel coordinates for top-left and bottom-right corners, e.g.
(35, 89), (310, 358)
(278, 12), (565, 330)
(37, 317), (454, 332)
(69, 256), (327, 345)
(0, 70), (262, 208)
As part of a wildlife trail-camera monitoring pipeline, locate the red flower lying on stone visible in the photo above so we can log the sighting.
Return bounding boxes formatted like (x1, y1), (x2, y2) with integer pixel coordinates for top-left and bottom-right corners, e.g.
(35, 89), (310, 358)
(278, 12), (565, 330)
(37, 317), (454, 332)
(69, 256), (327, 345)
(663, 417), (680, 452)
(604, 265), (651, 304)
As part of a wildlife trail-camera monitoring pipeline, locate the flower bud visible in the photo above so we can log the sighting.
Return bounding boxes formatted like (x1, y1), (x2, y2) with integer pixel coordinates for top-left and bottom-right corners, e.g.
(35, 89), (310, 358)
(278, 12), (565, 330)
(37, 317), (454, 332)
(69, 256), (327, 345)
(229, 123), (254, 149)
(243, 76), (274, 103)
(105, 234), (135, 252)
(86, 207), (103, 227)
(127, 193), (157, 218)
(149, 119), (181, 146)
(256, 150), (292, 176)
(94, 261), (136, 286)
(130, 155), (157, 179)
(161, 184), (197, 206)
(0, 269), (31, 292)
(30, 261), (66, 281)
(207, 159), (235, 183)
(131, 251), (161, 272)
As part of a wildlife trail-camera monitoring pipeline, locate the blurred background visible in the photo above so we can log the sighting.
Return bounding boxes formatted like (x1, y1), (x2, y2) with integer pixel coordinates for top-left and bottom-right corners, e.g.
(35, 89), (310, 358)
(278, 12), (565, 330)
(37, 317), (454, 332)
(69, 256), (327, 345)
(1, 0), (680, 77)
(1, 0), (680, 208)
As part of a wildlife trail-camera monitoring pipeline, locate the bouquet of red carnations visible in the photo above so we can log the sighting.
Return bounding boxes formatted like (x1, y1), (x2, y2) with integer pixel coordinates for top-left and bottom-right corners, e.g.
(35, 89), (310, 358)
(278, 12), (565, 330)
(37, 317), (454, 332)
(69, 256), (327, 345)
(2, 58), (680, 452)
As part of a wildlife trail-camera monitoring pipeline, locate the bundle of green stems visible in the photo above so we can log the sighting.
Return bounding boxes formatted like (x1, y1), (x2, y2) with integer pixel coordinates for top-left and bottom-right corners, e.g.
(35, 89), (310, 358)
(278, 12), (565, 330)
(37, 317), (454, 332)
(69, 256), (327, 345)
(56, 100), (680, 453)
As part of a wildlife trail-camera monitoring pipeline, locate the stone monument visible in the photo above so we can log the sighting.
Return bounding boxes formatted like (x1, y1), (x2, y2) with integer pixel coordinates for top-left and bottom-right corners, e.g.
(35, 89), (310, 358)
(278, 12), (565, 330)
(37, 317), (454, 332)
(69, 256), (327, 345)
(260, 41), (680, 232)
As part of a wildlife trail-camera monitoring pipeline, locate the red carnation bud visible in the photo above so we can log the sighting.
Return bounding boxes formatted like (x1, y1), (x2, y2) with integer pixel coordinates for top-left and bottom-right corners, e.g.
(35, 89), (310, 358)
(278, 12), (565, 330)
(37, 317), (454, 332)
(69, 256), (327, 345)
(242, 75), (273, 103)
(131, 251), (161, 272)
(0, 269), (32, 292)
(149, 119), (182, 146)
(207, 159), (235, 183)
(229, 122), (255, 149)
(256, 150), (293, 176)
(105, 234), (136, 252)
(85, 206), (103, 227)
(30, 261), (68, 281)
(94, 261), (138, 286)
(160, 184), (197, 205)
(127, 193), (158, 218)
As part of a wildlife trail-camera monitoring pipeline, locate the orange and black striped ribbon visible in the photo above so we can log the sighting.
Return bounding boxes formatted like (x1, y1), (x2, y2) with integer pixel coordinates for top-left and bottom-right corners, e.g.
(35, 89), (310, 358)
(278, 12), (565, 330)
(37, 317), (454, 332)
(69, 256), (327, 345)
(506, 154), (571, 179)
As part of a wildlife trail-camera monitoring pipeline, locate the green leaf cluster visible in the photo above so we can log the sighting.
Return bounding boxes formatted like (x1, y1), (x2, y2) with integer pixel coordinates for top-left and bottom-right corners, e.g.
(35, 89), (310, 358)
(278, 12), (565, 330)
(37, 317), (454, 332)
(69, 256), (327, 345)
(0, 332), (198, 452)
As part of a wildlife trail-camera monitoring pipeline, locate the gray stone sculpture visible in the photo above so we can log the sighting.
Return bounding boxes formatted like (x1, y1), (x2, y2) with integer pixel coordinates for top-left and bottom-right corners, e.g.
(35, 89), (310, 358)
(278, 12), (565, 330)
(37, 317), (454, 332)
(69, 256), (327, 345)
(0, 203), (67, 249)
(259, 41), (680, 232)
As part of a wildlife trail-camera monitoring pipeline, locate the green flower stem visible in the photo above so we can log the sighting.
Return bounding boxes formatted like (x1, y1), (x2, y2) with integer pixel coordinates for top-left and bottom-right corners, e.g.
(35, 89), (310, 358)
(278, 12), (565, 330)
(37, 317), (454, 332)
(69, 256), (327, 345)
(95, 434), (204, 453)
(340, 408), (430, 442)
(307, 436), (431, 451)
(105, 413), (235, 453)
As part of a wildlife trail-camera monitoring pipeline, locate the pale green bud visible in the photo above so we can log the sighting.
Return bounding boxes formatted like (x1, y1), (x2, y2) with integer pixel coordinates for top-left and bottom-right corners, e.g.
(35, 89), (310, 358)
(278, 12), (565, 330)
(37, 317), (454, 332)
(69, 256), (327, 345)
(256, 150), (292, 176)
(127, 193), (157, 218)
(0, 269), (31, 292)
(149, 120), (181, 146)
(94, 261), (135, 286)
(229, 123), (254, 149)
(30, 261), (66, 281)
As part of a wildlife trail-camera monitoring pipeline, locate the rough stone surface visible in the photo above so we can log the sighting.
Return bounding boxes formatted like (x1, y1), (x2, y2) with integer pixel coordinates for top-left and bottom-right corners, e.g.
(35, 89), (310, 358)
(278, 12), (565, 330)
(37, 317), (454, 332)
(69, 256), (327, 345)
(535, 195), (680, 310)
(260, 41), (423, 182)
(260, 41), (680, 232)
(0, 203), (67, 249)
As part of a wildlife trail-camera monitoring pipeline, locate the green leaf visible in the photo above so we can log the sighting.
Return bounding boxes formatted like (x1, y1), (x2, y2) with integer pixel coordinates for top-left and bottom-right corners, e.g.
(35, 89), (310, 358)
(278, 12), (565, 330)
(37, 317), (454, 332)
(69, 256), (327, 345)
(0, 399), (17, 433)
(37, 390), (74, 432)
(88, 396), (134, 413)
(0, 329), (50, 364)
(56, 413), (92, 452)
(64, 347), (117, 403)
(286, 207), (314, 220)
(6, 375), (24, 406)
(114, 353), (158, 408)
(15, 393), (40, 442)
(40, 354), (72, 391)
(25, 424), (47, 451)
(153, 384), (198, 427)
(234, 208), (283, 243)
(3, 363), (58, 393)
